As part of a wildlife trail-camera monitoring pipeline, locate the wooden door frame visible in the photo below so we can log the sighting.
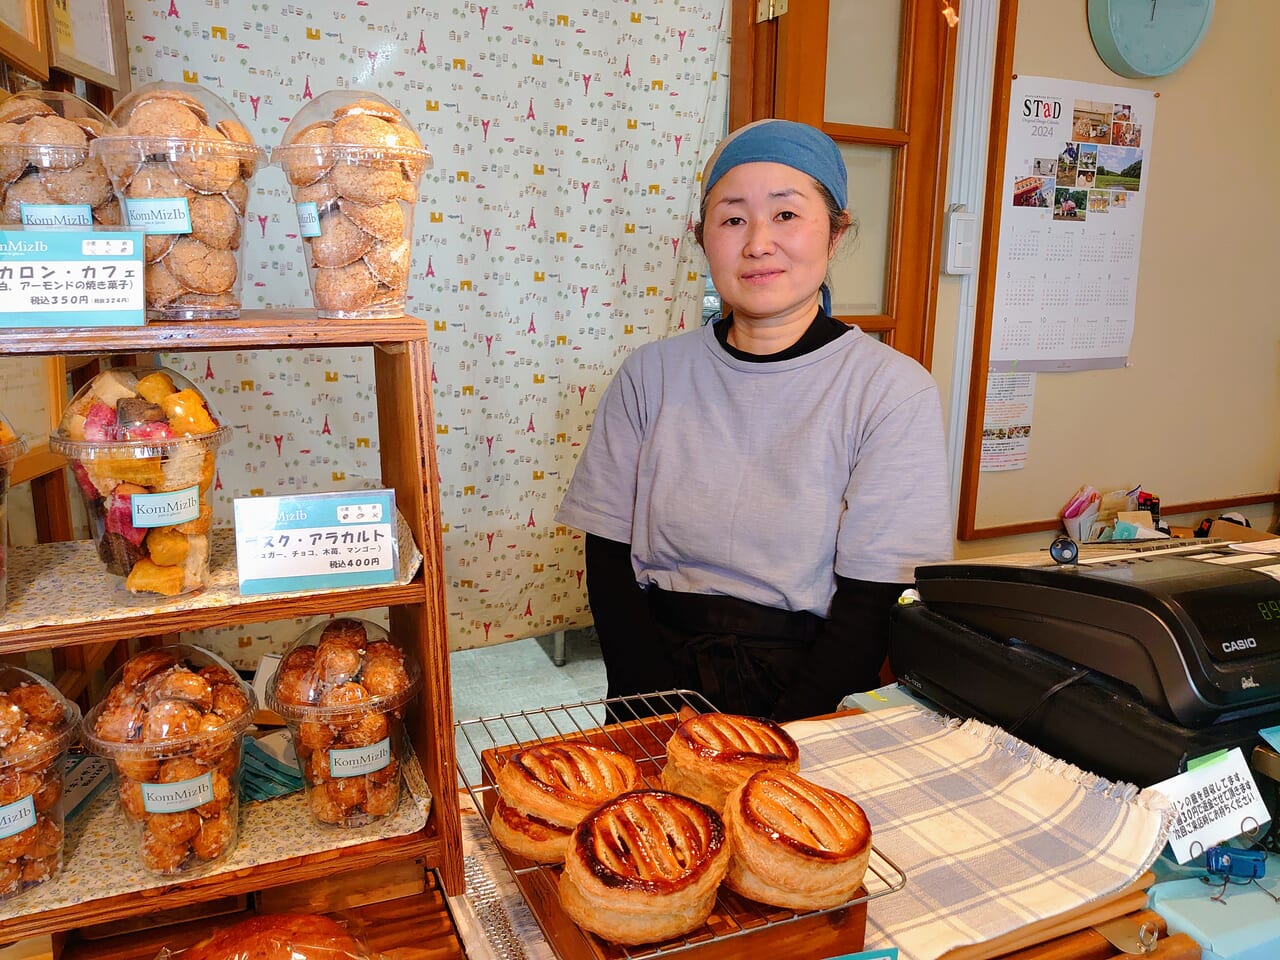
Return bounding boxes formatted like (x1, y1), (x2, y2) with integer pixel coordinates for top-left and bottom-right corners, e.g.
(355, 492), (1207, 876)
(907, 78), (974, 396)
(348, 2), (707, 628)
(727, 0), (958, 368)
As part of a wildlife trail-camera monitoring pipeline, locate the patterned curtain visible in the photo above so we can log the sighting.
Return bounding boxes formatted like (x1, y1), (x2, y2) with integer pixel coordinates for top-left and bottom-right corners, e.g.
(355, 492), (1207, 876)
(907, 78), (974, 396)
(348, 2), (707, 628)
(124, 0), (730, 664)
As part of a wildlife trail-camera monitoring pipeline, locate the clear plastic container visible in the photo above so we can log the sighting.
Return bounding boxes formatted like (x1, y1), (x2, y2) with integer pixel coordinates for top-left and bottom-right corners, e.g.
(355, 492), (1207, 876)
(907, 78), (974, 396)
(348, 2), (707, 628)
(271, 91), (430, 320)
(48, 365), (231, 599)
(0, 90), (118, 228)
(0, 664), (82, 899)
(82, 644), (255, 875)
(0, 410), (27, 614)
(89, 82), (265, 321)
(266, 617), (420, 828)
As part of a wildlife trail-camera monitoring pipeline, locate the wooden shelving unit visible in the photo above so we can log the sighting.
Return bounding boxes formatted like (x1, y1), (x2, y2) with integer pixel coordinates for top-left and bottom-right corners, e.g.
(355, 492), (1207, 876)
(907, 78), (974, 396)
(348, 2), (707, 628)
(0, 311), (464, 941)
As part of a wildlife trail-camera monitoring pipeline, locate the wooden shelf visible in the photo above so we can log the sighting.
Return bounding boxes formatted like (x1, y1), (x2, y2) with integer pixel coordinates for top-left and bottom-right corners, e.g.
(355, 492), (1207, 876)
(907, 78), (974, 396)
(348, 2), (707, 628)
(0, 829), (441, 943)
(0, 310), (465, 936)
(0, 524), (426, 654)
(0, 311), (430, 355)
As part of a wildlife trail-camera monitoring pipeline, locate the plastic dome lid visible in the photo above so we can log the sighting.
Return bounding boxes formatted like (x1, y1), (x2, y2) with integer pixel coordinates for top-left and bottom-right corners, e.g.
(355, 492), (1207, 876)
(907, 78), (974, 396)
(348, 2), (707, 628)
(82, 644), (256, 761)
(0, 409), (26, 465)
(93, 80), (264, 171)
(0, 664), (82, 773)
(0, 90), (114, 172)
(272, 90), (431, 174)
(266, 616), (422, 722)
(48, 365), (231, 459)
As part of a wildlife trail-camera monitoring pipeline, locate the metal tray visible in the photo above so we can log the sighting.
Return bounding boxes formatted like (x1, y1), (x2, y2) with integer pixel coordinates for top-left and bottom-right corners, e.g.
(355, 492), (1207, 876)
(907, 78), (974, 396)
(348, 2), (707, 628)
(455, 690), (906, 960)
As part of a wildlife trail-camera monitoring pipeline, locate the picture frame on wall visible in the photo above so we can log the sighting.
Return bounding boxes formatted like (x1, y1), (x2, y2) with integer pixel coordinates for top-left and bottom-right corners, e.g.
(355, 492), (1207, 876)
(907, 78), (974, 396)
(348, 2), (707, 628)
(0, 0), (49, 81)
(44, 0), (127, 92)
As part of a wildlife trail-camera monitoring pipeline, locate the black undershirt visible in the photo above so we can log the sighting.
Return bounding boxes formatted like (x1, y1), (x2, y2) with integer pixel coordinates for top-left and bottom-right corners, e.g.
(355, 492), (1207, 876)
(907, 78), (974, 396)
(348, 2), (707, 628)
(585, 309), (907, 721)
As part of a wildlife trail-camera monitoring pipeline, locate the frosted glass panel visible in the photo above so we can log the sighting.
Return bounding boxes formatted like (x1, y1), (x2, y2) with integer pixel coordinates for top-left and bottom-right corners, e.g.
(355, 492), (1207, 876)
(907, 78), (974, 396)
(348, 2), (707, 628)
(824, 1), (901, 128)
(829, 144), (894, 316)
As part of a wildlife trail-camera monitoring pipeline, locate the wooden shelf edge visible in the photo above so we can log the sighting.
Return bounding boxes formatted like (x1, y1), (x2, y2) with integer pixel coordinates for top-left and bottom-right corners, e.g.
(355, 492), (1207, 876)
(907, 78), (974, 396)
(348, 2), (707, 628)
(0, 580), (428, 654)
(0, 830), (441, 944)
(0, 312), (430, 355)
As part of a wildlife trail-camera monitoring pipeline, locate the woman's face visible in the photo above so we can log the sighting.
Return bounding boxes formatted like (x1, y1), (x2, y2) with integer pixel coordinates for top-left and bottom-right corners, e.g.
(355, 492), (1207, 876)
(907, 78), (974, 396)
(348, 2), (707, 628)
(701, 161), (840, 328)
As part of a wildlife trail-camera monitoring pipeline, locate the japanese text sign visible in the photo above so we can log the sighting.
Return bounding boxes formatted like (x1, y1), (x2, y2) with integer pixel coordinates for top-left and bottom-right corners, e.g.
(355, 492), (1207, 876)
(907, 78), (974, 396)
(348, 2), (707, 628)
(233, 489), (398, 595)
(1151, 747), (1271, 863)
(0, 230), (144, 327)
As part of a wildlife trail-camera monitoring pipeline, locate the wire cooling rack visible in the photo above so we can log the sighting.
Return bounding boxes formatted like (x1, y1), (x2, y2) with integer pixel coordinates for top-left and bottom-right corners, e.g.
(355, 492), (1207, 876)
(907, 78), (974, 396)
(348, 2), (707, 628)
(454, 690), (907, 960)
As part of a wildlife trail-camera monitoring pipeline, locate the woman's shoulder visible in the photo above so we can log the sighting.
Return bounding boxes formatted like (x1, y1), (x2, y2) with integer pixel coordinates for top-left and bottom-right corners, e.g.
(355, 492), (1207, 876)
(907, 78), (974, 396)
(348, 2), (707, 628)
(617, 322), (711, 372)
(839, 329), (938, 393)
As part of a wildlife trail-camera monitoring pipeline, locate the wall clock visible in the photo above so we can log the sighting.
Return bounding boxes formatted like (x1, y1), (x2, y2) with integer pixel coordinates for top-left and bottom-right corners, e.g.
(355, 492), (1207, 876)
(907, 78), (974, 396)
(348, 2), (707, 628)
(1087, 0), (1215, 78)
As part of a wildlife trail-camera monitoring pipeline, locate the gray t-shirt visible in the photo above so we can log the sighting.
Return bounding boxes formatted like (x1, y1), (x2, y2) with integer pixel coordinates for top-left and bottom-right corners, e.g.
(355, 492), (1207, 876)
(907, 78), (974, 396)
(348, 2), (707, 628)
(556, 320), (953, 616)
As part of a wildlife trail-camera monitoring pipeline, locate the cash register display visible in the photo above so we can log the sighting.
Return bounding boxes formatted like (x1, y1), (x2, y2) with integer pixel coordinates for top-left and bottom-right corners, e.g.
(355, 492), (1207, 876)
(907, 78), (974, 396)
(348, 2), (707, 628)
(1173, 584), (1280, 662)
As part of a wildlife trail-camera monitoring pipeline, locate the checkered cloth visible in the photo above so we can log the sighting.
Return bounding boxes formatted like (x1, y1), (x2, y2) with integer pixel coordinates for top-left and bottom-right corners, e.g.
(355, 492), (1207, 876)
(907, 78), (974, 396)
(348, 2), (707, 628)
(787, 705), (1174, 960)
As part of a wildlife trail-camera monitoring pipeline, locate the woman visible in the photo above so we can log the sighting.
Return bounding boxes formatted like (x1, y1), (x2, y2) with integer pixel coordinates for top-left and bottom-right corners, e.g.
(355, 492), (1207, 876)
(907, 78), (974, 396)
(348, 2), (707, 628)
(556, 120), (952, 721)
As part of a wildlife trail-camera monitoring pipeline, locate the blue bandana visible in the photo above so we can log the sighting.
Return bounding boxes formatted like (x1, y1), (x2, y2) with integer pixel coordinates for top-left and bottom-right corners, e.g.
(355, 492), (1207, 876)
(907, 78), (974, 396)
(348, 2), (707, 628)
(700, 120), (848, 315)
(702, 119), (848, 213)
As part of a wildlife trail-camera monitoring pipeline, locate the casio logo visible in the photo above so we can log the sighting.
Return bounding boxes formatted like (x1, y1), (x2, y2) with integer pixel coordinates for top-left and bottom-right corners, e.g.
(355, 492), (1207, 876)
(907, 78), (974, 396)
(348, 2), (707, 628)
(1223, 638), (1258, 653)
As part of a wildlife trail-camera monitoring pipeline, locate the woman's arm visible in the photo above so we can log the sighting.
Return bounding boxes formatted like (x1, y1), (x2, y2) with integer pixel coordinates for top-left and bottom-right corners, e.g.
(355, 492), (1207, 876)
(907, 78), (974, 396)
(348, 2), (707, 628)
(770, 575), (907, 722)
(585, 533), (674, 700)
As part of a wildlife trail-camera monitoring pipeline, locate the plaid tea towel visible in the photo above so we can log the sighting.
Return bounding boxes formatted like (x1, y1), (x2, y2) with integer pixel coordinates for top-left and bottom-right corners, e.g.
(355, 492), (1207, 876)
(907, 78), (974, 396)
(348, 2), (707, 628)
(787, 705), (1174, 960)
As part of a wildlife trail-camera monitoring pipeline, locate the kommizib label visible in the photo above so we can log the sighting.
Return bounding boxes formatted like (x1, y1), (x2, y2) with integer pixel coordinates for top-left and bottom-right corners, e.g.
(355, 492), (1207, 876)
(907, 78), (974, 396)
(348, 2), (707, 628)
(125, 197), (192, 235)
(21, 203), (93, 226)
(132, 485), (200, 528)
(0, 795), (36, 839)
(329, 738), (391, 778)
(141, 772), (213, 814)
(296, 201), (321, 238)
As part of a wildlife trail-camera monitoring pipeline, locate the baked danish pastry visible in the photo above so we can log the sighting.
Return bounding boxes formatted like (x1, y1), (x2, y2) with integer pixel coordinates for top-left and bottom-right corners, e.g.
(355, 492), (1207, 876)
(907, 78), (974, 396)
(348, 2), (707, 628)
(495, 740), (642, 828)
(660, 712), (799, 810)
(488, 796), (574, 863)
(723, 769), (871, 910)
(559, 789), (730, 945)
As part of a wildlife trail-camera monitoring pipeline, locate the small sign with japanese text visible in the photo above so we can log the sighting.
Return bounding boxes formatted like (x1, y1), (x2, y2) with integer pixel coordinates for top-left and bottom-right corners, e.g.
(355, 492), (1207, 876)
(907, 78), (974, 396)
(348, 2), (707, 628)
(233, 489), (399, 595)
(1151, 747), (1271, 863)
(0, 229), (144, 326)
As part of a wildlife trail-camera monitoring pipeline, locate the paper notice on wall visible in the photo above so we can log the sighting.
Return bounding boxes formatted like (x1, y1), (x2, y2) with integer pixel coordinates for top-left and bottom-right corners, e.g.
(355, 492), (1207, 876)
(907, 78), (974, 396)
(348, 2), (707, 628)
(991, 76), (1157, 371)
(980, 372), (1036, 472)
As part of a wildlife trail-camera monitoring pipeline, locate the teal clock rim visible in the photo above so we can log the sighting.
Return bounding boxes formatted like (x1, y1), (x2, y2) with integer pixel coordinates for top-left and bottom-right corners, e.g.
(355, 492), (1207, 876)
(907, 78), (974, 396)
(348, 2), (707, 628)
(1087, 0), (1216, 79)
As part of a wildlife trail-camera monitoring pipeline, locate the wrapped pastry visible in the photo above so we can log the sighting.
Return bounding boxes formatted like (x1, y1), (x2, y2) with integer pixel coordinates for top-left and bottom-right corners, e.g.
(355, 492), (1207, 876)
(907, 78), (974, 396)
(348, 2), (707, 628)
(267, 617), (421, 828)
(82, 644), (255, 875)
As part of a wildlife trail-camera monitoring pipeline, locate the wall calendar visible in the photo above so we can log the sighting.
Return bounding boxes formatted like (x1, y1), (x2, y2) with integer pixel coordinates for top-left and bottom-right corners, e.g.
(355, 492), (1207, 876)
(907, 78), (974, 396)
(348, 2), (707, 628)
(991, 76), (1156, 371)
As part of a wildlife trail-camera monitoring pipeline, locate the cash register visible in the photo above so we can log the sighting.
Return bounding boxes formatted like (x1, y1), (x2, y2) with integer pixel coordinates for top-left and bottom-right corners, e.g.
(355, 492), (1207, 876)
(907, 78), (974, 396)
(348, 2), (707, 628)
(890, 538), (1280, 787)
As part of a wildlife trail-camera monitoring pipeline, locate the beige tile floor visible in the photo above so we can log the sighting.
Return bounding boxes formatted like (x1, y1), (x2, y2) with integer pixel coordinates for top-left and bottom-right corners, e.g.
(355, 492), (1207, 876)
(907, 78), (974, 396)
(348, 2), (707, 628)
(450, 627), (605, 786)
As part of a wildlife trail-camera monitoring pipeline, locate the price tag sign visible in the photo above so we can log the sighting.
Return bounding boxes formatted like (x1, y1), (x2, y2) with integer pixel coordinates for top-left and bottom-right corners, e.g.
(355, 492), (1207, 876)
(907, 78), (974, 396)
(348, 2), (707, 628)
(233, 489), (399, 595)
(0, 229), (144, 327)
(1150, 747), (1272, 863)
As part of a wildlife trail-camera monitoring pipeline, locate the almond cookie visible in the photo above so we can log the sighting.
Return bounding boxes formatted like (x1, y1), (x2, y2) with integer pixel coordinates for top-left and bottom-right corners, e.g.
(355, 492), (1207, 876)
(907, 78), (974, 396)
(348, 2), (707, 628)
(282, 121), (335, 186)
(171, 127), (239, 194)
(41, 156), (113, 206)
(2, 174), (54, 223)
(189, 194), (241, 250)
(223, 177), (249, 216)
(332, 113), (401, 151)
(364, 238), (410, 289)
(311, 209), (375, 267)
(93, 196), (123, 225)
(332, 98), (402, 121)
(338, 197), (404, 241)
(390, 124), (428, 181)
(145, 233), (176, 265)
(215, 119), (258, 178)
(127, 98), (204, 141)
(292, 177), (337, 207)
(0, 123), (28, 184)
(313, 260), (378, 312)
(125, 164), (192, 202)
(19, 115), (87, 170)
(73, 116), (106, 138)
(131, 89), (209, 125)
(329, 160), (403, 205)
(0, 97), (53, 124)
(167, 237), (237, 294)
(146, 259), (187, 308)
